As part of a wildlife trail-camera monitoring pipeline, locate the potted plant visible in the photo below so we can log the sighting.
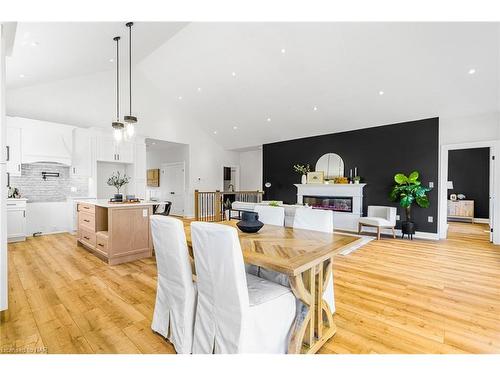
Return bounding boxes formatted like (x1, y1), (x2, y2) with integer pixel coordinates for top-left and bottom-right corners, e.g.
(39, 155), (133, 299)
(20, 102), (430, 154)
(107, 171), (130, 201)
(389, 171), (431, 239)
(353, 176), (361, 184)
(293, 164), (311, 184)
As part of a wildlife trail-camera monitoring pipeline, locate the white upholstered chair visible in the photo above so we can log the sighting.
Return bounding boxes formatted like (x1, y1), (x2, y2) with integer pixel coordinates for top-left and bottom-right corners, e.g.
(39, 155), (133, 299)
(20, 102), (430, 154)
(358, 205), (397, 240)
(190, 221), (296, 354)
(260, 207), (337, 314)
(150, 216), (197, 354)
(254, 205), (285, 226)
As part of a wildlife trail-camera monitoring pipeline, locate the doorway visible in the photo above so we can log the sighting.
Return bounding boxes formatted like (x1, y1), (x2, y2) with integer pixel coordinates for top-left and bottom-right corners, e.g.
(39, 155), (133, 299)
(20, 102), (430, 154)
(161, 162), (185, 216)
(439, 141), (498, 243)
(222, 165), (239, 192)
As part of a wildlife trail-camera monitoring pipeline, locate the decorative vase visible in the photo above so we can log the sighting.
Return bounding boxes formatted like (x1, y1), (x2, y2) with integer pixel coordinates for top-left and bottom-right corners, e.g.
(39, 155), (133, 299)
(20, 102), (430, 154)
(354, 180), (360, 184)
(401, 221), (415, 240)
(236, 211), (264, 233)
(114, 193), (123, 201)
(301, 174), (307, 184)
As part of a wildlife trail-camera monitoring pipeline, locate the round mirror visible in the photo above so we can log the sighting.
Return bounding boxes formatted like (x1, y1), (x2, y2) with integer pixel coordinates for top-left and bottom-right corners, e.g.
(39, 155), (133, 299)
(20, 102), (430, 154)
(315, 153), (344, 179)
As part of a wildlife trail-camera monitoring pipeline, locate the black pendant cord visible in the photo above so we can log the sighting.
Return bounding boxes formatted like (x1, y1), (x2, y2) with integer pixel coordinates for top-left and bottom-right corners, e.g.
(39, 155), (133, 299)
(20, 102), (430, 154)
(124, 22), (137, 124)
(129, 23), (132, 116)
(116, 36), (120, 121)
(112, 36), (124, 129)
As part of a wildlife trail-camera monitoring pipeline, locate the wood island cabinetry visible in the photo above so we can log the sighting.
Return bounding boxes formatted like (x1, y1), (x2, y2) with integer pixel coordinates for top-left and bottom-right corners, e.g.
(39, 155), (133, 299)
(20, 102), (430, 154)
(76, 200), (154, 265)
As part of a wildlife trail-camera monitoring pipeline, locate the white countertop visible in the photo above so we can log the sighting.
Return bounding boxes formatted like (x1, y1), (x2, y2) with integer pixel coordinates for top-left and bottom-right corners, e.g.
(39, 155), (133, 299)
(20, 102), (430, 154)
(75, 199), (166, 208)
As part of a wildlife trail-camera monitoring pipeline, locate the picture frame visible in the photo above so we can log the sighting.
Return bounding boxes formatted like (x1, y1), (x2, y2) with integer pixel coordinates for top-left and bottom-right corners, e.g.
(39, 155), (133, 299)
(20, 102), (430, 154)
(307, 171), (324, 184)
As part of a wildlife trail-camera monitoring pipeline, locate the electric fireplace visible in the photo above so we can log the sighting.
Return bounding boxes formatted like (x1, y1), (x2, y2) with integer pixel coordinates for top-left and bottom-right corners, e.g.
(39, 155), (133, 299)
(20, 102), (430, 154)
(303, 195), (353, 213)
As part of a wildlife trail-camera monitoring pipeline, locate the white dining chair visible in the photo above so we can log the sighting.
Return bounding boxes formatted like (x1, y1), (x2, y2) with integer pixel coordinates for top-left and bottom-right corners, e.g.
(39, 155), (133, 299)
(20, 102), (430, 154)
(254, 205), (285, 226)
(261, 207), (337, 313)
(293, 206), (334, 233)
(150, 215), (197, 354)
(190, 221), (296, 354)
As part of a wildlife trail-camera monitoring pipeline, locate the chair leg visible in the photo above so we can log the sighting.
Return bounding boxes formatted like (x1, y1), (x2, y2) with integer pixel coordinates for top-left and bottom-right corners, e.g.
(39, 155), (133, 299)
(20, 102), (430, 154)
(392, 227), (396, 239)
(358, 223), (362, 234)
(377, 226), (381, 240)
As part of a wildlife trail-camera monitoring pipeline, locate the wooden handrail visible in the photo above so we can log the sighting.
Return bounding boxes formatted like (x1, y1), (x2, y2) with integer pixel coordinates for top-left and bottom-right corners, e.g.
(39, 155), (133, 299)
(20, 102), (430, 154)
(194, 190), (263, 222)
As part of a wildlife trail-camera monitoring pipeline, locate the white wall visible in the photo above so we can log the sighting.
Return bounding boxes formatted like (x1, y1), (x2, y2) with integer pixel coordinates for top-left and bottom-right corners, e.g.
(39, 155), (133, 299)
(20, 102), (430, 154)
(146, 143), (189, 202)
(239, 149), (262, 191)
(440, 112), (500, 145)
(96, 162), (128, 199)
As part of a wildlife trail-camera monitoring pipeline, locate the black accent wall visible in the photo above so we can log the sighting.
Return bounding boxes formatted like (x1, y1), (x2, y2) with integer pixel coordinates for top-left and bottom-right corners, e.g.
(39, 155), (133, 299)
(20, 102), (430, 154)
(262, 118), (439, 233)
(448, 148), (490, 219)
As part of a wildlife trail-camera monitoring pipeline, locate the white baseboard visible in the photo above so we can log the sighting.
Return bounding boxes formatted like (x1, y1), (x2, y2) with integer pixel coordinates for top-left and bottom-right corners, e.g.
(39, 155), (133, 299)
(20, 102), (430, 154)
(353, 226), (439, 240)
(473, 218), (489, 224)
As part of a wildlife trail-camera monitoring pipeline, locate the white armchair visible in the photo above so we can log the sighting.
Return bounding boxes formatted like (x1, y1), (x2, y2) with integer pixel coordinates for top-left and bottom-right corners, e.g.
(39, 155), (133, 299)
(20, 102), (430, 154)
(358, 206), (397, 240)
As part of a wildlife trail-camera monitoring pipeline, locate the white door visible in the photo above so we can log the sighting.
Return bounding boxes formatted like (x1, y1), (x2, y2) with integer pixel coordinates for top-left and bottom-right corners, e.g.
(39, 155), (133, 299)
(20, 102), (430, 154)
(6, 127), (21, 176)
(489, 151), (495, 242)
(71, 128), (91, 177)
(97, 136), (117, 162)
(117, 141), (134, 163)
(7, 209), (25, 240)
(162, 163), (185, 216)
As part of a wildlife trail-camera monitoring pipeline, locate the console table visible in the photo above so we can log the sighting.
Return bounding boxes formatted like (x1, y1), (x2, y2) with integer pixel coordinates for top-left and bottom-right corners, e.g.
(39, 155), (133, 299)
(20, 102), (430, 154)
(447, 199), (474, 222)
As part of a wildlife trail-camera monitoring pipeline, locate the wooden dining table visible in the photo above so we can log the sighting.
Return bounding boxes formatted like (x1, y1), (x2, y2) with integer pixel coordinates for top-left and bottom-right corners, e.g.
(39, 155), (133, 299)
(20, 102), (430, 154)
(182, 219), (360, 354)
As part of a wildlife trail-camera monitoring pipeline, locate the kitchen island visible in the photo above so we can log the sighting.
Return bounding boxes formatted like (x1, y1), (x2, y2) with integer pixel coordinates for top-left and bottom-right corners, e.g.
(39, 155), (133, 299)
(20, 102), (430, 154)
(75, 199), (161, 265)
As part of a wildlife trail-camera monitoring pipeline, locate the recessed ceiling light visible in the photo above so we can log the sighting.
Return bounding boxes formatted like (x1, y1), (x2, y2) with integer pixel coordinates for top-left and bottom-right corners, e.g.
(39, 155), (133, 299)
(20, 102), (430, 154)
(468, 68), (476, 75)
(178, 96), (183, 100)
(379, 91), (384, 96)
(233, 126), (238, 130)
(213, 130), (218, 135)
(30, 41), (39, 47)
(313, 106), (318, 111)
(19, 74), (25, 78)
(267, 117), (271, 122)
(281, 48), (286, 54)
(197, 87), (202, 92)
(231, 72), (236, 77)
(151, 142), (156, 145)
(109, 58), (114, 63)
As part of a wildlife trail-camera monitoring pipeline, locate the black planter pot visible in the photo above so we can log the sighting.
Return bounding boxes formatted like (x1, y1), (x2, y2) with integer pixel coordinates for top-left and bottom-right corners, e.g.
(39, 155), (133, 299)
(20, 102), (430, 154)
(113, 194), (123, 202)
(401, 221), (416, 240)
(236, 211), (264, 233)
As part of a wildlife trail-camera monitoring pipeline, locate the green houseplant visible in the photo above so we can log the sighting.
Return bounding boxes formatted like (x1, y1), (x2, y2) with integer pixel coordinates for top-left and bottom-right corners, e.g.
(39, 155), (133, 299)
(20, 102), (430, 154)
(293, 164), (311, 184)
(389, 171), (431, 237)
(107, 171), (130, 200)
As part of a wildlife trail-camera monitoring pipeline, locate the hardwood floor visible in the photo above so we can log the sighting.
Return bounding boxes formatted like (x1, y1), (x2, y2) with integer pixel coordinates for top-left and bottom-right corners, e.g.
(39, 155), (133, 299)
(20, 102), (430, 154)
(1, 222), (499, 354)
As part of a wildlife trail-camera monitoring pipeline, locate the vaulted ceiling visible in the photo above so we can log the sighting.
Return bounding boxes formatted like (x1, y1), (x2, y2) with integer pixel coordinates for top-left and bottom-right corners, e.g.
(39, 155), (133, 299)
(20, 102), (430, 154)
(6, 22), (500, 150)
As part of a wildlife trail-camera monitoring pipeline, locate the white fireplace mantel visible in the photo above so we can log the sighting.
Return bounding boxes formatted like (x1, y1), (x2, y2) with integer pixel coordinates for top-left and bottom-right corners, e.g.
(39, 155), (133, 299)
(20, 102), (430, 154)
(294, 183), (367, 231)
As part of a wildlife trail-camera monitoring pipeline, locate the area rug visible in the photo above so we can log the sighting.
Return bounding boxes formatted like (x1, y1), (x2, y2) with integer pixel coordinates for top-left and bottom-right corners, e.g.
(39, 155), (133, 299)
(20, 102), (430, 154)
(335, 233), (374, 256)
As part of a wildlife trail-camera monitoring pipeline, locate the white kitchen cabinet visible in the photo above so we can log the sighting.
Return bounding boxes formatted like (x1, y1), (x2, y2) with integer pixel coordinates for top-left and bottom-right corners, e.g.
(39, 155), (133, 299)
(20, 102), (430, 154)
(6, 127), (22, 176)
(96, 135), (133, 163)
(96, 136), (116, 162)
(6, 199), (27, 243)
(71, 128), (92, 177)
(116, 141), (134, 163)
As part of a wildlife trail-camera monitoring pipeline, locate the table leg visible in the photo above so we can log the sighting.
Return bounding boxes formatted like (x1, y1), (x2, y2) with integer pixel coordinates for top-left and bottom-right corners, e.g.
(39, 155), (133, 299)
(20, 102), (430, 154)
(288, 258), (337, 354)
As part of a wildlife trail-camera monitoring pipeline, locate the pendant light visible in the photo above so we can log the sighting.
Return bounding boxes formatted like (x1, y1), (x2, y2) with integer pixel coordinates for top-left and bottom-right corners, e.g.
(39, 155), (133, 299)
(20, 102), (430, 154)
(124, 22), (137, 133)
(112, 36), (124, 141)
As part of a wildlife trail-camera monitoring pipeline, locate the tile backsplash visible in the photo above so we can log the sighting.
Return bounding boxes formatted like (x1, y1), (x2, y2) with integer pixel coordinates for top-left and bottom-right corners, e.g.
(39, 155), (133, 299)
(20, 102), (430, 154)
(9, 163), (89, 202)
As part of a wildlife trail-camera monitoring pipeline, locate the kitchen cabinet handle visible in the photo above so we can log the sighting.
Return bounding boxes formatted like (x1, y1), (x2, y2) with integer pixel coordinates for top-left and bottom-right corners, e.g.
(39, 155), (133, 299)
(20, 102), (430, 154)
(83, 206), (90, 209)
(98, 243), (104, 247)
(83, 236), (90, 240)
(73, 167), (76, 174)
(83, 219), (90, 223)
(6, 172), (10, 187)
(117, 154), (120, 161)
(6, 146), (9, 161)
(18, 164), (20, 172)
(23, 211), (25, 218)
